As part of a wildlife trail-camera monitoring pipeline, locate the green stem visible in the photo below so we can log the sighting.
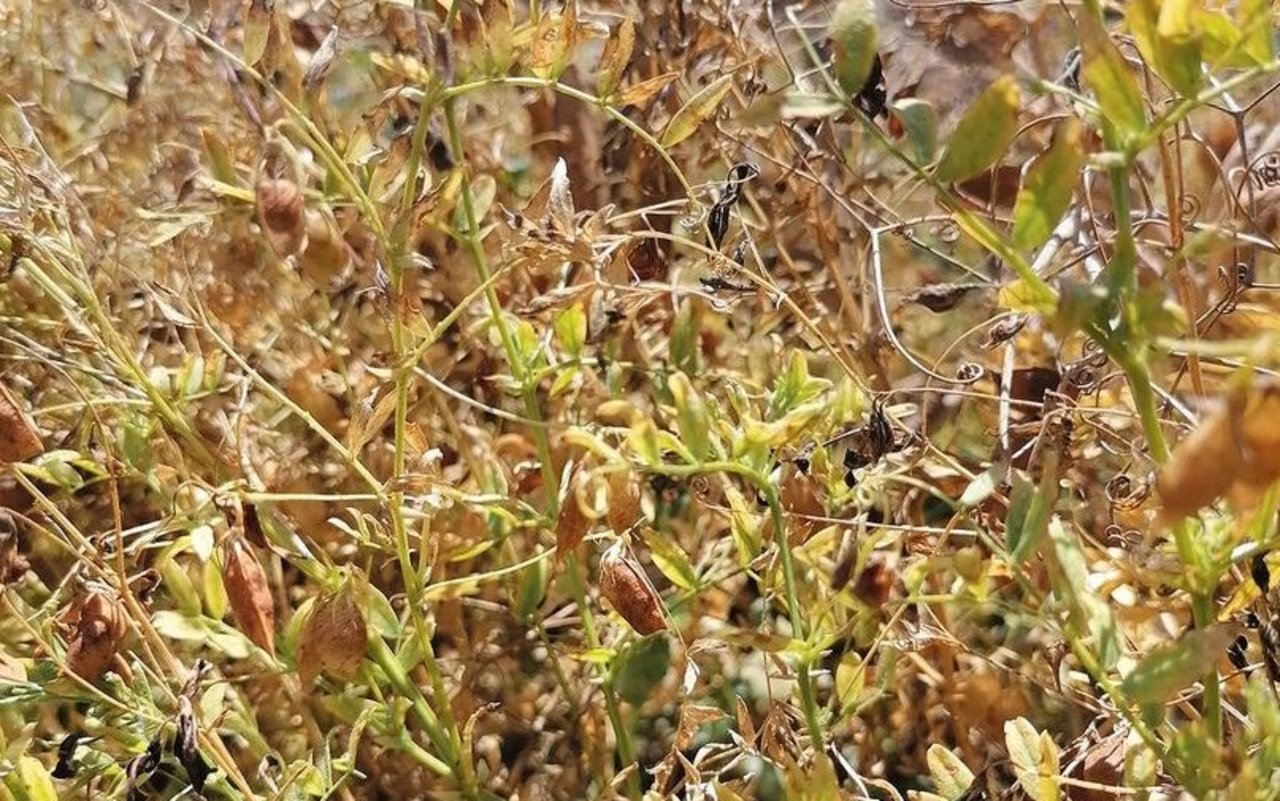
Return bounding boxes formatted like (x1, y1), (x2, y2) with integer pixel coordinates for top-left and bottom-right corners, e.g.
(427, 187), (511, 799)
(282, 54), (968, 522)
(367, 634), (456, 771)
(564, 555), (638, 800)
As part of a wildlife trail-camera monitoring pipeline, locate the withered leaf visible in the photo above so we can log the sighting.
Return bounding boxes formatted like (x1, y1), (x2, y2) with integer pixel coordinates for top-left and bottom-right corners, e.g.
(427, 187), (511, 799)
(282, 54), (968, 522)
(612, 71), (678, 109)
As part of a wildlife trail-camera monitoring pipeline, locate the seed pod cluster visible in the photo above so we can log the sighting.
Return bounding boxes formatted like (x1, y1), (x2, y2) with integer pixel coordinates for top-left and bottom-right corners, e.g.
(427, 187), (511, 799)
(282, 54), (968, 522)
(297, 583), (367, 686)
(221, 538), (276, 656)
(63, 590), (128, 681)
(599, 545), (665, 635)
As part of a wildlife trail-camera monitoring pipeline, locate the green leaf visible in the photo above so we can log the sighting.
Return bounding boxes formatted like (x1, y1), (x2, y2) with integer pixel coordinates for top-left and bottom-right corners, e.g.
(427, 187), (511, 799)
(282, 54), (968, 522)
(1122, 624), (1232, 705)
(1127, 0), (1203, 96)
(13, 756), (57, 801)
(935, 75), (1021, 184)
(554, 303), (586, 358)
(998, 277), (1058, 316)
(640, 528), (698, 591)
(669, 300), (699, 374)
(661, 74), (735, 148)
(1012, 119), (1086, 250)
(1008, 455), (1059, 565)
(514, 553), (549, 622)
(785, 754), (840, 801)
(958, 466), (999, 508)
(613, 632), (671, 704)
(892, 98), (938, 164)
(1238, 0), (1274, 64)
(1080, 13), (1147, 138)
(927, 744), (975, 801)
(829, 0), (878, 98)
(202, 557), (228, 621)
(1005, 718), (1060, 801)
(1048, 518), (1121, 670)
(835, 651), (865, 711)
(668, 371), (711, 462)
(358, 580), (401, 641)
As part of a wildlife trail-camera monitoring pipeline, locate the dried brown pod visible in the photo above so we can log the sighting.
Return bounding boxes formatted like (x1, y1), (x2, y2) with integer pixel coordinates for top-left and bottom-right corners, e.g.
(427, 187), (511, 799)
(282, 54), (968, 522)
(779, 469), (824, 543)
(221, 538), (276, 656)
(298, 209), (350, 285)
(0, 509), (29, 585)
(241, 502), (268, 549)
(297, 582), (367, 685)
(599, 544), (665, 635)
(851, 551), (894, 608)
(830, 528), (857, 591)
(255, 177), (306, 258)
(555, 473), (591, 560)
(606, 469), (641, 532)
(0, 383), (43, 463)
(64, 590), (128, 681)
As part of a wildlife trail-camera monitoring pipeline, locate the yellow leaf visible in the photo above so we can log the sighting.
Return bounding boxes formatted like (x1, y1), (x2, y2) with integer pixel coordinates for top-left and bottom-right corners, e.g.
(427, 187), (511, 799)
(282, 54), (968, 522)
(660, 73), (736, 148)
(612, 71), (679, 109)
(934, 75), (1020, 184)
(596, 15), (635, 97)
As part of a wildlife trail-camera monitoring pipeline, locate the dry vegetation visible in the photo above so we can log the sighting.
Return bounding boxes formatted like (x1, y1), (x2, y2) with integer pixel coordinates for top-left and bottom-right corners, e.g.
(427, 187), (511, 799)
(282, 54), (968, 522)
(1, 1), (1280, 799)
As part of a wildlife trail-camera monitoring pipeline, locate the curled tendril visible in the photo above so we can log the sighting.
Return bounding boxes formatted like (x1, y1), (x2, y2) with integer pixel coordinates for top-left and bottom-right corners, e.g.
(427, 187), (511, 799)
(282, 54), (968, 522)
(677, 206), (706, 230)
(1105, 474), (1148, 510)
(1217, 263), (1252, 314)
(1252, 152), (1280, 188)
(689, 474), (714, 505)
(954, 362), (984, 383)
(1104, 525), (1140, 547)
(1180, 193), (1202, 223)
(931, 221), (961, 244)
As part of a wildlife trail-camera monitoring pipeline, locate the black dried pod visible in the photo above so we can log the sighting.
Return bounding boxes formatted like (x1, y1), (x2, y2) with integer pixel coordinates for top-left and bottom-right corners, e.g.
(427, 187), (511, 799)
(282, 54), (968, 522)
(1227, 635), (1250, 672)
(142, 738), (162, 773)
(125, 739), (163, 801)
(173, 696), (198, 766)
(700, 275), (751, 293)
(52, 732), (81, 779)
(855, 53), (888, 119)
(725, 162), (760, 187)
(707, 198), (732, 249)
(866, 400), (895, 459)
(830, 529), (857, 591)
(902, 283), (979, 313)
(174, 696), (211, 792)
(242, 502), (268, 549)
(1245, 610), (1262, 629)
(1261, 619), (1280, 682)
(1253, 553), (1271, 593)
(982, 314), (1028, 349)
(1060, 47), (1082, 93)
